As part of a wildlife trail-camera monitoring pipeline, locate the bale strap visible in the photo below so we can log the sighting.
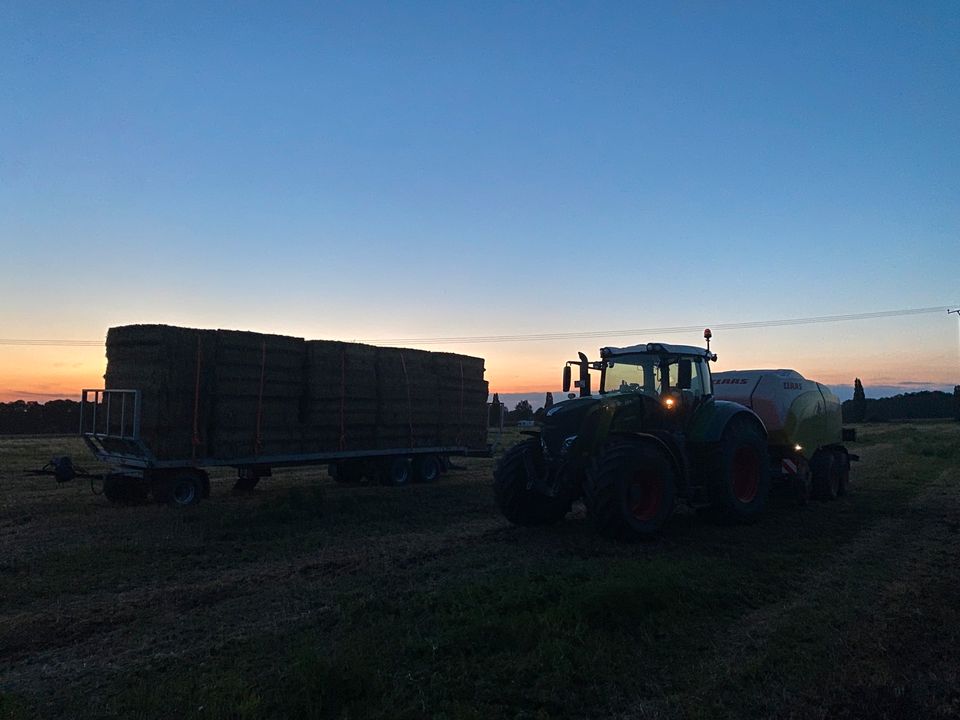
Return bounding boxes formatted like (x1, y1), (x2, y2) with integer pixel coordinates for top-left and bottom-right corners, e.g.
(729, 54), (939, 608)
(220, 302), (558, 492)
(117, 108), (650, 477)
(458, 359), (464, 447)
(339, 345), (347, 451)
(191, 335), (203, 461)
(255, 340), (266, 456)
(400, 351), (414, 448)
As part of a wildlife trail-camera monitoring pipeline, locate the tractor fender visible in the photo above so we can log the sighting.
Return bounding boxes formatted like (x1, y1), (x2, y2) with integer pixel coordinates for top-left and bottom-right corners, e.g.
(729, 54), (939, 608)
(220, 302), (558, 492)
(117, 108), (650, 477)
(688, 400), (767, 444)
(607, 431), (689, 495)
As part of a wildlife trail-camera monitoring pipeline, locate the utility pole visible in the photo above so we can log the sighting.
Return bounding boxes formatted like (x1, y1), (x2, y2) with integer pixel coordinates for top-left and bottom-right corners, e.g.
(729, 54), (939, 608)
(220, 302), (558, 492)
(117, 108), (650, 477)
(950, 308), (960, 384)
(953, 309), (960, 420)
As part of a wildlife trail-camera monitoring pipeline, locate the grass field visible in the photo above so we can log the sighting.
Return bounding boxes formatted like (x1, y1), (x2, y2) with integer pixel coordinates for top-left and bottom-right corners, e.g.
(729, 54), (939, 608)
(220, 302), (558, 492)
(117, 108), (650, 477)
(2, 423), (959, 719)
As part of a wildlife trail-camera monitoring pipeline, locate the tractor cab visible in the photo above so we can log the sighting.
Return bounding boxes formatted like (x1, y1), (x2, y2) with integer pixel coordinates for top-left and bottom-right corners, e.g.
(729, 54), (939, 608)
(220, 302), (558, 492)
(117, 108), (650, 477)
(598, 343), (715, 404)
(561, 333), (718, 421)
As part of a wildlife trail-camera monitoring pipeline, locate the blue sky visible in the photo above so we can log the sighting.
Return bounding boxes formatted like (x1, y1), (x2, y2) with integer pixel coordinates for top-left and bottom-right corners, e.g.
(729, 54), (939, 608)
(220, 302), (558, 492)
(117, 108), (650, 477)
(1, 1), (958, 400)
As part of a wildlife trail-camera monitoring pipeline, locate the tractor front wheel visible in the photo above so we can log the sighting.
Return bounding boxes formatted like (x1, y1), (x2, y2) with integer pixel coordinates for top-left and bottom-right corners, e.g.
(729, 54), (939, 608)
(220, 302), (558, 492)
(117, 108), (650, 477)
(494, 439), (569, 526)
(584, 440), (677, 540)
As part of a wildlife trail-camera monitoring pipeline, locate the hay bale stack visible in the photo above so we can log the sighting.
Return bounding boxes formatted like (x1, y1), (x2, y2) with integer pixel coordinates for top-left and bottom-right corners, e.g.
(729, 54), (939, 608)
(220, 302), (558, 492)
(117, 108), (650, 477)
(103, 324), (488, 460)
(207, 330), (305, 459)
(104, 325), (217, 460)
(303, 341), (379, 452)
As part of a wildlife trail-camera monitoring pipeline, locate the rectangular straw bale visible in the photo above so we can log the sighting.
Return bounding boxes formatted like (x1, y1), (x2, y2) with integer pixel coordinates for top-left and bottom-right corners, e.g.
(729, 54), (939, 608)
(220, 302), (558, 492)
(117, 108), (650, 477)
(105, 325), (217, 460)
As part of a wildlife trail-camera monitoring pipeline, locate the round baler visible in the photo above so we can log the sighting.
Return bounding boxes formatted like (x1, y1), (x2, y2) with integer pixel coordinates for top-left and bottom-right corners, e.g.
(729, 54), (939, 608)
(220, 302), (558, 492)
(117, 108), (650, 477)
(712, 369), (851, 502)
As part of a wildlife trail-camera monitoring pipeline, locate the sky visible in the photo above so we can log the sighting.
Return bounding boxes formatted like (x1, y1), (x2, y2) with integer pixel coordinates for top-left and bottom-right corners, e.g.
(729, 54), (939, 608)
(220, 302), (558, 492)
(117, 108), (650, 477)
(1, 1), (958, 404)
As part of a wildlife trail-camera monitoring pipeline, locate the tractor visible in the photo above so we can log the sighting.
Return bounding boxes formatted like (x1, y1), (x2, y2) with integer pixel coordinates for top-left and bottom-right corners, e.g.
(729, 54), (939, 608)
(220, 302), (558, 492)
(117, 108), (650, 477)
(493, 330), (847, 539)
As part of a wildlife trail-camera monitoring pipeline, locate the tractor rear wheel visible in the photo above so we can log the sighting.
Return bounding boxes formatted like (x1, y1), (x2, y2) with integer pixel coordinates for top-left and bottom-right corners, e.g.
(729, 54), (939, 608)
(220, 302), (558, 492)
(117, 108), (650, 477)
(705, 416), (770, 522)
(494, 439), (569, 526)
(584, 441), (676, 540)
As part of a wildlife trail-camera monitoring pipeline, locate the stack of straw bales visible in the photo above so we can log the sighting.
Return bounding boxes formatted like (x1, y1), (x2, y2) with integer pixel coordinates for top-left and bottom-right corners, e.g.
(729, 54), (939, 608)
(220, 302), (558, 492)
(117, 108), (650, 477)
(104, 324), (488, 461)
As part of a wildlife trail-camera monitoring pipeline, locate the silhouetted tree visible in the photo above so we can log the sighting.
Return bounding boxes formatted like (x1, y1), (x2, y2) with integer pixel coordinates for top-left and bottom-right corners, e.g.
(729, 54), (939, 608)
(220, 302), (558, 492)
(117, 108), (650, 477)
(488, 393), (503, 427)
(849, 378), (866, 422)
(508, 400), (534, 423)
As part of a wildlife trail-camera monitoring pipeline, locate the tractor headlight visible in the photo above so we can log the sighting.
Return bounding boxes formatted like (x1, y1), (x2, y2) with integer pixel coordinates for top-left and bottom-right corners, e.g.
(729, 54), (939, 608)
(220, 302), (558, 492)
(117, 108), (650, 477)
(663, 397), (676, 409)
(560, 435), (577, 457)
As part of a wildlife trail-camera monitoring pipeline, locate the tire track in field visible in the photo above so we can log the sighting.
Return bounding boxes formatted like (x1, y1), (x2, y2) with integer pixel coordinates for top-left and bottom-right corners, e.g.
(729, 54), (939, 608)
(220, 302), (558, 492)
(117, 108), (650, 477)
(0, 513), (510, 702)
(644, 449), (960, 720)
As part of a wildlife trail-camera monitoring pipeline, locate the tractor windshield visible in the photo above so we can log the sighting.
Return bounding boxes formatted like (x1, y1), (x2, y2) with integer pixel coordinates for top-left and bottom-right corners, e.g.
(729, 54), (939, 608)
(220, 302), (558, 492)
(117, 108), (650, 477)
(602, 353), (711, 397)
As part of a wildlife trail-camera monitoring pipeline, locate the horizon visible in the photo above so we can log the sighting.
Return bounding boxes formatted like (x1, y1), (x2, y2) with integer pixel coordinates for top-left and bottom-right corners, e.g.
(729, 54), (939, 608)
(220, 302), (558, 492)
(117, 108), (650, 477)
(2, 3), (959, 400)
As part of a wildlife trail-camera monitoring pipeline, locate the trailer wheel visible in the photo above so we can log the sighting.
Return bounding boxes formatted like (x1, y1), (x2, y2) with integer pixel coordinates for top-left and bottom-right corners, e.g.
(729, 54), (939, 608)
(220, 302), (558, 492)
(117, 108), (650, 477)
(413, 455), (442, 483)
(234, 477), (259, 493)
(153, 471), (206, 506)
(333, 461), (364, 484)
(584, 440), (676, 540)
(103, 474), (148, 504)
(812, 450), (840, 500)
(494, 439), (569, 526)
(102, 474), (126, 504)
(379, 457), (412, 486)
(705, 415), (770, 522)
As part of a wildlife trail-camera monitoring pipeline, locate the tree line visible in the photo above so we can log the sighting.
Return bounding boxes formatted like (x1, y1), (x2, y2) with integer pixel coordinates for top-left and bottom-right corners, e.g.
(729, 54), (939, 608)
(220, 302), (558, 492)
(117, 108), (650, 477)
(488, 392), (555, 425)
(3, 383), (959, 435)
(842, 379), (960, 422)
(0, 400), (82, 434)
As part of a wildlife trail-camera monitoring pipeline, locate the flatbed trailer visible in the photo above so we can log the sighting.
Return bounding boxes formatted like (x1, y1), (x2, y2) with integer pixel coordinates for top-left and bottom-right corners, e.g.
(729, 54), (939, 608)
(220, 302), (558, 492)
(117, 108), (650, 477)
(79, 388), (493, 505)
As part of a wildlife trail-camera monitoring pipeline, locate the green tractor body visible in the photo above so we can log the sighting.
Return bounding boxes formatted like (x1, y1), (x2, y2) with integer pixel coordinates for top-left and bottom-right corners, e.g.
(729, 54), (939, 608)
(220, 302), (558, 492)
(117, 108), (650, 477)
(494, 337), (854, 539)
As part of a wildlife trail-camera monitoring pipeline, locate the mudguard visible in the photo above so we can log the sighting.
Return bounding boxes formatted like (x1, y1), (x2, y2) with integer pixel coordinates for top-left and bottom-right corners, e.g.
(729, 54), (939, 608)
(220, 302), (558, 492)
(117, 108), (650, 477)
(688, 399), (766, 443)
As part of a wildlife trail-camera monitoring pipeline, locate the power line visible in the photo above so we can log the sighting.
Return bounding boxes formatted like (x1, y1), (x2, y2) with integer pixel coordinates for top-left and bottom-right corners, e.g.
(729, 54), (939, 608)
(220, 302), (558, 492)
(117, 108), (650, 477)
(373, 305), (955, 345)
(0, 304), (954, 348)
(0, 339), (102, 347)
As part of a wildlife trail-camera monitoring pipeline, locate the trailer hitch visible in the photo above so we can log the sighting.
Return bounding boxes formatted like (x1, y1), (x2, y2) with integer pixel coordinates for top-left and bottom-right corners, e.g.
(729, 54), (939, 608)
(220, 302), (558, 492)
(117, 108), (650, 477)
(28, 456), (104, 491)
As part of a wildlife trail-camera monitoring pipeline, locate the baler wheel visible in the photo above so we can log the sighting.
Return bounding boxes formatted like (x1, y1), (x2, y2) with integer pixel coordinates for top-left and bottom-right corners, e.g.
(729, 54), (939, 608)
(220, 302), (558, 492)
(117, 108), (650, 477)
(812, 451), (840, 501)
(705, 416), (771, 522)
(494, 439), (569, 526)
(835, 450), (850, 497)
(794, 460), (812, 506)
(584, 440), (676, 540)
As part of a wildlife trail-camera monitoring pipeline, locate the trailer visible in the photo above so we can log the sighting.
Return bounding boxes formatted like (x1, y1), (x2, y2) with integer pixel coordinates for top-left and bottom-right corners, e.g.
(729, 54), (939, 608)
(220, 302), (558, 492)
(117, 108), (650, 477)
(68, 325), (491, 505)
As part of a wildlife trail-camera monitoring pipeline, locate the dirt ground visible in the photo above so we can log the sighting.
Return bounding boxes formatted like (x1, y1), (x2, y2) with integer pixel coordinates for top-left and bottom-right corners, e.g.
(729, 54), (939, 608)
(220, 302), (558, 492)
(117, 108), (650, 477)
(1, 423), (959, 719)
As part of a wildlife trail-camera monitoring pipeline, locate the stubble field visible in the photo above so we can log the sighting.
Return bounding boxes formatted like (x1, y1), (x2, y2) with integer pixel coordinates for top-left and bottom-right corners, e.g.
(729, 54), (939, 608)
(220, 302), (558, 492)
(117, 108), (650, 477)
(1, 422), (959, 719)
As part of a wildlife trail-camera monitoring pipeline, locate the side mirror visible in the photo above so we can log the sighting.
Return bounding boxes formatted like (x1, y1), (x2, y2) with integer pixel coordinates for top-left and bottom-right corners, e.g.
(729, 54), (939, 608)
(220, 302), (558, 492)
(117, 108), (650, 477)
(562, 365), (571, 393)
(678, 359), (692, 390)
